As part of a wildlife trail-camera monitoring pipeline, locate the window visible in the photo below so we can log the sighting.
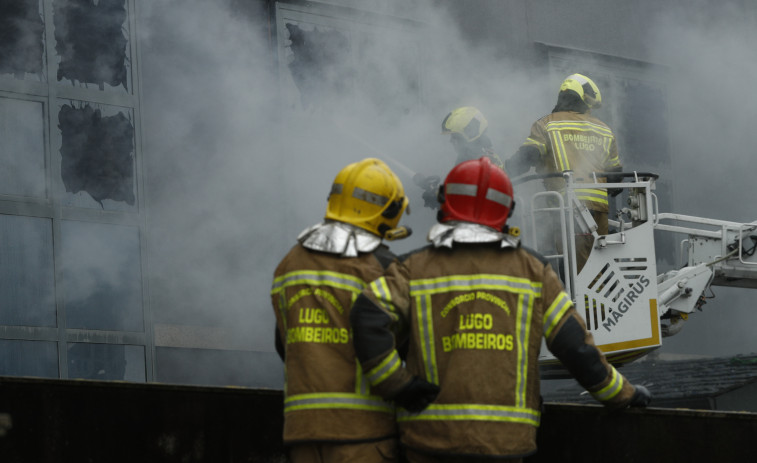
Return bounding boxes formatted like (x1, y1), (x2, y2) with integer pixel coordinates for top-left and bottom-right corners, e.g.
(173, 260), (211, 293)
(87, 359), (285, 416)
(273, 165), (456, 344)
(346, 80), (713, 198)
(276, 2), (423, 116)
(0, 0), (148, 382)
(0, 98), (46, 199)
(53, 0), (132, 92)
(0, 339), (58, 378)
(67, 342), (145, 381)
(61, 220), (143, 332)
(57, 101), (136, 211)
(0, 214), (56, 327)
(0, 0), (45, 78)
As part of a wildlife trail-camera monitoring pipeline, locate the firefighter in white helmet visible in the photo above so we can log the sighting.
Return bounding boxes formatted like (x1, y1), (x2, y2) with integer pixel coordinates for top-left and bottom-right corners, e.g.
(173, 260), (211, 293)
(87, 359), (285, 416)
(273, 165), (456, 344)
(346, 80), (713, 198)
(507, 74), (623, 273)
(271, 158), (411, 463)
(414, 106), (504, 209)
(350, 157), (650, 462)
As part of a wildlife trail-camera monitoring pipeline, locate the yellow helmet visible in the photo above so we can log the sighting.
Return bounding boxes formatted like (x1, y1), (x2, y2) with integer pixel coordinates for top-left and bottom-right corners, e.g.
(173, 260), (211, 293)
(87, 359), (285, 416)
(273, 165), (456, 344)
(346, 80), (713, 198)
(325, 158), (409, 238)
(441, 106), (488, 142)
(559, 74), (602, 108)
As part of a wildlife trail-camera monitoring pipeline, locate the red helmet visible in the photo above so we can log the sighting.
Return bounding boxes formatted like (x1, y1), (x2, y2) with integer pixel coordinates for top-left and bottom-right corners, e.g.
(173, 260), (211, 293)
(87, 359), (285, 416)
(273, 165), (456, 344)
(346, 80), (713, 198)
(438, 156), (514, 230)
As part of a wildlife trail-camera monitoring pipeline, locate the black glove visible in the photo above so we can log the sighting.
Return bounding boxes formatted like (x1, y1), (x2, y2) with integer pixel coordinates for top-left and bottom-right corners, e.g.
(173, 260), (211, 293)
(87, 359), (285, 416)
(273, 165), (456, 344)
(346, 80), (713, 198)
(628, 385), (652, 408)
(608, 188), (623, 197)
(393, 377), (440, 412)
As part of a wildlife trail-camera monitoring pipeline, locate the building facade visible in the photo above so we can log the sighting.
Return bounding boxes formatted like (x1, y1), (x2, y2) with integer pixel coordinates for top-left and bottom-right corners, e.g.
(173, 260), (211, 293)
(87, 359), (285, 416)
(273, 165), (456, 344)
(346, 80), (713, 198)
(1, 0), (755, 388)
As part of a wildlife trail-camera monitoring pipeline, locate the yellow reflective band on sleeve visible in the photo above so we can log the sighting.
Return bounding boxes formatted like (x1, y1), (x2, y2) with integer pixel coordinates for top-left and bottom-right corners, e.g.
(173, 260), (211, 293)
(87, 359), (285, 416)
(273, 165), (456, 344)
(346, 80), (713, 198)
(285, 392), (394, 413)
(591, 367), (624, 402)
(366, 350), (401, 386)
(397, 403), (540, 427)
(543, 291), (573, 339)
(272, 270), (366, 295)
(523, 138), (547, 156)
(370, 277), (397, 315)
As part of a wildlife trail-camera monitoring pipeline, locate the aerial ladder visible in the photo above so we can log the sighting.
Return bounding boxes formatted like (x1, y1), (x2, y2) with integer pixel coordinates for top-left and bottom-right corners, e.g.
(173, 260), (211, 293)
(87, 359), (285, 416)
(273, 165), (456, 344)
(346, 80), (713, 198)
(510, 172), (757, 376)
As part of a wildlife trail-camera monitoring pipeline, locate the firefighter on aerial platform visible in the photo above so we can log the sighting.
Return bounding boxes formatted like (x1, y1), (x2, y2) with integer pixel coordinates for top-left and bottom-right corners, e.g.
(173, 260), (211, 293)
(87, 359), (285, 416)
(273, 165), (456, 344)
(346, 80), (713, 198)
(271, 158), (411, 463)
(350, 157), (650, 462)
(506, 74), (623, 273)
(414, 106), (504, 209)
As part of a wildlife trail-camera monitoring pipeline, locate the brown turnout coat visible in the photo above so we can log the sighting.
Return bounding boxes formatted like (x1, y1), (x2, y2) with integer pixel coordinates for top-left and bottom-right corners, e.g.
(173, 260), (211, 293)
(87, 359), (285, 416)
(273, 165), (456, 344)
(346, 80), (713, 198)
(271, 243), (398, 444)
(351, 242), (635, 458)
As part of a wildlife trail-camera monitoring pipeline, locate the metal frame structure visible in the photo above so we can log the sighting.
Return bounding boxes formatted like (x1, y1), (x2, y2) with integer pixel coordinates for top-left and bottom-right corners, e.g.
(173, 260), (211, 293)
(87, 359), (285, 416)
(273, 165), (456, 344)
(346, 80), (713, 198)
(515, 171), (757, 372)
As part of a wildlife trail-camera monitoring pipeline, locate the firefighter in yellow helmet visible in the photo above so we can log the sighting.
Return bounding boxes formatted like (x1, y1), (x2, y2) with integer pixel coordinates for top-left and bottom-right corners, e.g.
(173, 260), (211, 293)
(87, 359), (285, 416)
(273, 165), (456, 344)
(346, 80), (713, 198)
(271, 158), (411, 463)
(441, 106), (504, 168)
(414, 106), (505, 209)
(506, 74), (623, 273)
(350, 157), (650, 462)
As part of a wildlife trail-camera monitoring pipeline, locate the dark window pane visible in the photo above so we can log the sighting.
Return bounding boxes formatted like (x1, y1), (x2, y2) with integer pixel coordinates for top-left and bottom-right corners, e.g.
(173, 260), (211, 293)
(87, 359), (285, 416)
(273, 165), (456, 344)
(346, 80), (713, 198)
(61, 220), (143, 331)
(0, 0), (44, 77)
(0, 214), (56, 327)
(616, 79), (675, 267)
(58, 102), (136, 210)
(54, 0), (130, 91)
(67, 342), (145, 381)
(0, 98), (46, 198)
(284, 21), (353, 110)
(0, 339), (58, 377)
(616, 79), (671, 170)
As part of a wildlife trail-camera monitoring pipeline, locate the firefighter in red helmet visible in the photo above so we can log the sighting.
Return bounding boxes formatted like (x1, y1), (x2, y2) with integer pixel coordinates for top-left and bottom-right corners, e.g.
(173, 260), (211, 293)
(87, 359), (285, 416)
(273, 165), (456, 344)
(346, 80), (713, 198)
(350, 157), (650, 462)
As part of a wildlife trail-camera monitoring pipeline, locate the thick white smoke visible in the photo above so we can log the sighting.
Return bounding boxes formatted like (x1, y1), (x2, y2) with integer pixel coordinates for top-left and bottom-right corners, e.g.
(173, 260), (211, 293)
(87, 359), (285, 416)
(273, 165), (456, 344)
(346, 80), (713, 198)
(135, 0), (757, 389)
(137, 0), (548, 366)
(646, 3), (757, 357)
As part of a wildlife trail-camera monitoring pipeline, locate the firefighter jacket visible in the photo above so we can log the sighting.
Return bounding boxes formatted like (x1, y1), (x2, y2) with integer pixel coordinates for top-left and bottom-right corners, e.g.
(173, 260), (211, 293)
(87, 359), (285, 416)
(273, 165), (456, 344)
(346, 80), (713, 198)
(271, 222), (399, 444)
(349, 226), (636, 458)
(516, 111), (621, 212)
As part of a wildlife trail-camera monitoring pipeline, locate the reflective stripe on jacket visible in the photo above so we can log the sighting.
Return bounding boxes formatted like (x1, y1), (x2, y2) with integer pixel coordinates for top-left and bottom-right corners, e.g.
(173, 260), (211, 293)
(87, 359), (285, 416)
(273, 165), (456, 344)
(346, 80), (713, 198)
(521, 111), (621, 212)
(271, 243), (397, 443)
(351, 242), (634, 458)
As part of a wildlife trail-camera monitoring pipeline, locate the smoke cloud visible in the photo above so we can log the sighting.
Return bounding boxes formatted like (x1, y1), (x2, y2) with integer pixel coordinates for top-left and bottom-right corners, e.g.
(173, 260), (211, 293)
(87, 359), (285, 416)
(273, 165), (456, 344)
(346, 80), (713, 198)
(134, 0), (757, 388)
(645, 2), (757, 357)
(137, 0), (546, 365)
